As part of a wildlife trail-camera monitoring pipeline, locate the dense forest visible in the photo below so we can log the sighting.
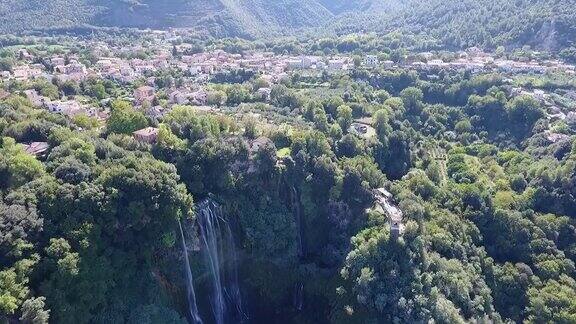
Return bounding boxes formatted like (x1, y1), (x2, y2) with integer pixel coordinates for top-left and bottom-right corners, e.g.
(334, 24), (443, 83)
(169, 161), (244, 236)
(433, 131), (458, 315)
(2, 1), (576, 322)
(2, 41), (576, 322)
(1, 0), (576, 53)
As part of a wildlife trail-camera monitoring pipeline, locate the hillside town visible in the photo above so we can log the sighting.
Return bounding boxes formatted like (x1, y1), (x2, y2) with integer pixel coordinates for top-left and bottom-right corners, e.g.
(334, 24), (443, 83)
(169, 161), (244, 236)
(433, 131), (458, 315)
(2, 34), (576, 146)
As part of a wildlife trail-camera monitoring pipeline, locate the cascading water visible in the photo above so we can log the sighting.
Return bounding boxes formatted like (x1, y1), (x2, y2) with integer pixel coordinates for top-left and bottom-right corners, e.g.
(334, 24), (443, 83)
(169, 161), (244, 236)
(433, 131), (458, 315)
(290, 186), (305, 258)
(293, 282), (304, 311)
(197, 200), (246, 324)
(178, 219), (203, 324)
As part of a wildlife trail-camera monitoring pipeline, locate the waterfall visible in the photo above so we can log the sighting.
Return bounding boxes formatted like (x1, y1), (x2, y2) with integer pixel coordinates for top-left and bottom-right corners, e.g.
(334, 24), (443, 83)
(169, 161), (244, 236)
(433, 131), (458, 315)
(178, 220), (203, 324)
(293, 282), (304, 311)
(197, 200), (246, 324)
(290, 186), (305, 258)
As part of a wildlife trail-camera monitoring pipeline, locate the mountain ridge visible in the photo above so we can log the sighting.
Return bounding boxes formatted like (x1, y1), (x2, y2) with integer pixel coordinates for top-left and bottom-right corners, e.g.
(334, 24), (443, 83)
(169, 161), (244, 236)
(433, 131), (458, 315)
(0, 0), (399, 36)
(1, 0), (574, 51)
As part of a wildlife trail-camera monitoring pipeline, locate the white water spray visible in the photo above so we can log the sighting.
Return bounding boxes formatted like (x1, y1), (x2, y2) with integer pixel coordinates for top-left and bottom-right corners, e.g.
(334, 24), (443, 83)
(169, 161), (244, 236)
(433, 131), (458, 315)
(178, 220), (203, 324)
(197, 200), (246, 324)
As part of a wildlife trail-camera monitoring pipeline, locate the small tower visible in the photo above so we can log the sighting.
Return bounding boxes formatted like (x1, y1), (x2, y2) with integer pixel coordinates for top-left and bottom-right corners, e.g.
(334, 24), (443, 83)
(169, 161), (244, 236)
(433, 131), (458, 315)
(390, 221), (401, 241)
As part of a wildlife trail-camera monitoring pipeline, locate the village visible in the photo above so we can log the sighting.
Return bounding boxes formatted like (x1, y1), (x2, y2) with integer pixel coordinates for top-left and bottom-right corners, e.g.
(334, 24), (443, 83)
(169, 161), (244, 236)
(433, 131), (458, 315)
(2, 33), (576, 149)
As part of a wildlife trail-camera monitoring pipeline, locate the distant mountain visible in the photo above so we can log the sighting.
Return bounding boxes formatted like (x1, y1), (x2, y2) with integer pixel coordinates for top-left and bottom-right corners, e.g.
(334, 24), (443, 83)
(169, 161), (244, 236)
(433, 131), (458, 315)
(318, 0), (404, 14)
(93, 0), (335, 37)
(0, 0), (337, 37)
(324, 0), (575, 51)
(391, 0), (576, 51)
(0, 0), (574, 51)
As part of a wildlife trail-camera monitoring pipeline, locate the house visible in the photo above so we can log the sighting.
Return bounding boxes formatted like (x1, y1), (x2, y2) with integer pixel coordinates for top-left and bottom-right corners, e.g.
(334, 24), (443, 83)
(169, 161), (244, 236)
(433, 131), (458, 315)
(133, 65), (156, 74)
(54, 62), (88, 81)
(146, 106), (166, 119)
(565, 91), (576, 101)
(349, 122), (376, 139)
(285, 56), (316, 70)
(23, 142), (49, 157)
(457, 51), (469, 59)
(351, 123), (368, 134)
(257, 87), (272, 101)
(190, 90), (207, 105)
(134, 86), (155, 103)
(13, 66), (41, 81)
(466, 47), (486, 57)
(390, 222), (402, 240)
(29, 65), (43, 77)
(199, 64), (214, 74)
(181, 55), (196, 64)
(419, 52), (434, 60)
(286, 59), (302, 69)
(189, 65), (202, 75)
(428, 59), (445, 66)
(93, 109), (110, 122)
(300, 56), (315, 69)
(18, 49), (33, 61)
(249, 137), (274, 155)
(0, 89), (9, 100)
(411, 62), (426, 69)
(509, 87), (523, 97)
(315, 61), (327, 70)
(169, 90), (190, 105)
(545, 131), (570, 143)
(23, 89), (44, 106)
(533, 89), (547, 102)
(567, 112), (576, 126)
(55, 63), (87, 75)
(115, 65), (136, 83)
(364, 55), (379, 68)
(376, 188), (393, 200)
(45, 100), (85, 117)
(96, 59), (113, 70)
(152, 59), (169, 69)
(373, 188), (404, 240)
(133, 127), (160, 143)
(328, 59), (346, 70)
(51, 57), (66, 66)
(146, 77), (156, 87)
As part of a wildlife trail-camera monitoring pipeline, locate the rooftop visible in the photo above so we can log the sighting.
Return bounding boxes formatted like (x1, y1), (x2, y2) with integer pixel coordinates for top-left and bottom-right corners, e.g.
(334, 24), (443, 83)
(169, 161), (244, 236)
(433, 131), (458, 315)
(133, 127), (159, 137)
(24, 142), (49, 156)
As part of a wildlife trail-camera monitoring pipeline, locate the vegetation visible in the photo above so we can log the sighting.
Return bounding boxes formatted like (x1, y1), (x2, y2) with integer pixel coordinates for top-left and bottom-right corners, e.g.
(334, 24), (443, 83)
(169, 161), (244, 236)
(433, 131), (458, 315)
(1, 0), (575, 53)
(2, 5), (576, 323)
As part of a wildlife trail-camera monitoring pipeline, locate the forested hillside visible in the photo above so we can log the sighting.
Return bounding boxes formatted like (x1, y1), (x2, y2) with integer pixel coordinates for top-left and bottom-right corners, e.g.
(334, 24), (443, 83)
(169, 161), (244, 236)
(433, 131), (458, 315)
(328, 0), (576, 51)
(398, 0), (576, 50)
(1, 0), (575, 52)
(0, 0), (105, 34)
(0, 0), (334, 38)
(2, 29), (576, 322)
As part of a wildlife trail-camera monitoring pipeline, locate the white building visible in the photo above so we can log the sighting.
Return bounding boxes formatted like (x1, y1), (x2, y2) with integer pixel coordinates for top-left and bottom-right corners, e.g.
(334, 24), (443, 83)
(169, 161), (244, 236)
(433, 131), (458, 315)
(190, 90), (208, 105)
(55, 63), (87, 75)
(45, 100), (85, 117)
(328, 59), (346, 70)
(12, 66), (42, 81)
(51, 57), (66, 66)
(23, 89), (44, 106)
(257, 87), (272, 101)
(134, 86), (155, 103)
(382, 60), (395, 68)
(169, 90), (190, 105)
(364, 55), (379, 68)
